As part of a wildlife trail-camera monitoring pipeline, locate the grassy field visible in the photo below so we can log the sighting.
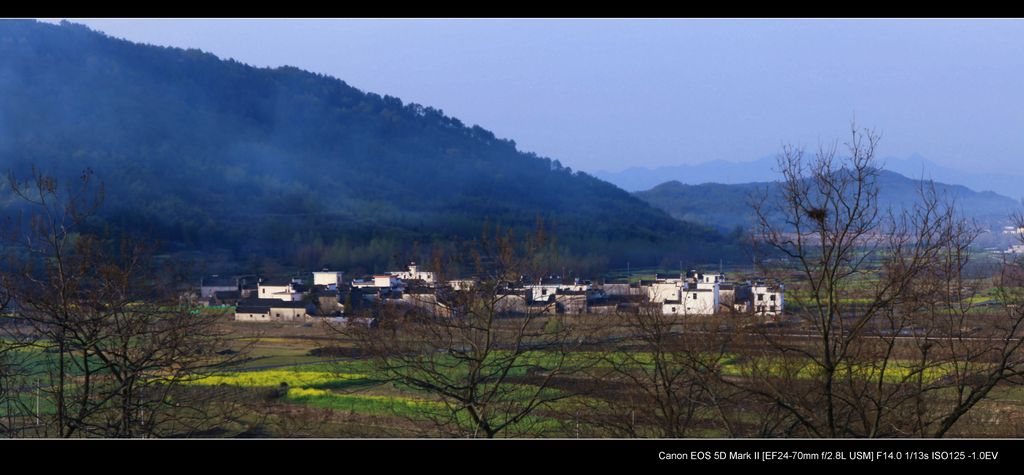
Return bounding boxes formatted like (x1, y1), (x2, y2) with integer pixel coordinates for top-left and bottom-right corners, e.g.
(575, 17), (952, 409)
(8, 303), (1024, 437)
(170, 328), (1007, 437)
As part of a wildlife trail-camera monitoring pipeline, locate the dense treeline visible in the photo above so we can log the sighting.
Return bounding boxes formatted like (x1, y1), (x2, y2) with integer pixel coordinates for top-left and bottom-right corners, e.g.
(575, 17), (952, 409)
(0, 20), (741, 273)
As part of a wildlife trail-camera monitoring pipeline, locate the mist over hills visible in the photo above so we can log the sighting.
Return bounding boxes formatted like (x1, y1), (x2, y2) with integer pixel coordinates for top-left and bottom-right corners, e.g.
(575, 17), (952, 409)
(0, 20), (745, 272)
(635, 169), (1021, 233)
(594, 156), (779, 192)
(597, 154), (1024, 201)
(882, 154), (1023, 203)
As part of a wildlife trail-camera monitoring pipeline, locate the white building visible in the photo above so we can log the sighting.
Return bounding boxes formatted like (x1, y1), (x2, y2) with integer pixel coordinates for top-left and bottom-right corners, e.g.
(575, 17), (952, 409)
(644, 271), (722, 315)
(525, 283), (560, 302)
(352, 275), (404, 291)
(257, 278), (309, 302)
(524, 278), (592, 303)
(389, 262), (436, 285)
(312, 270), (344, 288)
(234, 299), (312, 322)
(662, 288), (719, 315)
(449, 279), (476, 291)
(691, 271), (725, 290)
(751, 282), (784, 316)
(647, 280), (685, 303)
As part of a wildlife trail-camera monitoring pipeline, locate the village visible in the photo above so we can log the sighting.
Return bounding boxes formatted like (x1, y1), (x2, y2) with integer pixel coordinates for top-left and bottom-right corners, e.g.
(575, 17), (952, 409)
(196, 262), (786, 324)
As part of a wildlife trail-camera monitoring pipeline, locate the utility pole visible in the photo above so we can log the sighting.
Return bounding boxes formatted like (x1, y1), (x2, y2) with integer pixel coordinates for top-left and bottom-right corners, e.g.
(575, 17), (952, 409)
(575, 410), (580, 438)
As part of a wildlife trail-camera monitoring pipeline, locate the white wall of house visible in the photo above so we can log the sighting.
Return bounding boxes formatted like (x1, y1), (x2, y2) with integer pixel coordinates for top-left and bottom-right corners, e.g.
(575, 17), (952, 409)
(235, 306), (309, 322)
(235, 311), (270, 322)
(662, 301), (684, 315)
(684, 289), (718, 315)
(697, 273), (724, 284)
(661, 289), (718, 316)
(524, 281), (592, 302)
(648, 281), (684, 303)
(269, 306), (309, 322)
(390, 263), (436, 284)
(313, 271), (344, 287)
(525, 284), (560, 302)
(258, 284), (304, 302)
(751, 283), (784, 316)
(694, 281), (720, 291)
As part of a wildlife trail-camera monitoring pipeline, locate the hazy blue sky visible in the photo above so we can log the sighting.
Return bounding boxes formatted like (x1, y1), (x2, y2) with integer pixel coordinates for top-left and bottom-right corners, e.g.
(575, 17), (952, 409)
(47, 19), (1024, 174)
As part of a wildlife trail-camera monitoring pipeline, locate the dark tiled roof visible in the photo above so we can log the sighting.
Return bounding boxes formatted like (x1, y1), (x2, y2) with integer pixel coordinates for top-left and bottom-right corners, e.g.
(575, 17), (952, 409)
(236, 306), (270, 314)
(260, 278), (295, 286)
(405, 286), (435, 295)
(202, 276), (237, 288)
(238, 298), (309, 309)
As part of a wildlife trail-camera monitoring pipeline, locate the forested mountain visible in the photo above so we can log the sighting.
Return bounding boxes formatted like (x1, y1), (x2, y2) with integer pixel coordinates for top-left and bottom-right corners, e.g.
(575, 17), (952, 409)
(635, 169), (1021, 233)
(0, 20), (740, 272)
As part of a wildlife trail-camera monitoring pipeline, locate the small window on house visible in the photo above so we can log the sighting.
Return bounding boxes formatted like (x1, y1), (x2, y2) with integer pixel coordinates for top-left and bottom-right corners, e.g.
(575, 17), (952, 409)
(758, 294), (764, 301)
(770, 294), (776, 301)
(693, 293), (698, 299)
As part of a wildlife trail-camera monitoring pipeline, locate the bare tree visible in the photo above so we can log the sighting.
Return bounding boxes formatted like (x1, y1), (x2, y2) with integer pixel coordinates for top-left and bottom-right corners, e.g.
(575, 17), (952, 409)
(0, 269), (33, 437)
(745, 125), (1024, 437)
(1, 168), (247, 437)
(565, 288), (744, 437)
(339, 224), (590, 438)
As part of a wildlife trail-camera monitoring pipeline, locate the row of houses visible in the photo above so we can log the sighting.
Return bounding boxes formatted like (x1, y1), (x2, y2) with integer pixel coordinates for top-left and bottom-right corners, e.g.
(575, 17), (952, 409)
(636, 270), (784, 317)
(199, 262), (785, 323)
(1003, 226), (1024, 236)
(199, 264), (427, 323)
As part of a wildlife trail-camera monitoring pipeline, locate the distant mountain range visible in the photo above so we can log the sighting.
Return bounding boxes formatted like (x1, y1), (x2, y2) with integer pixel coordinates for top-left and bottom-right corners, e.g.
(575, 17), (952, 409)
(882, 154), (1022, 203)
(0, 20), (742, 272)
(597, 155), (1024, 202)
(635, 169), (1021, 232)
(594, 156), (780, 192)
